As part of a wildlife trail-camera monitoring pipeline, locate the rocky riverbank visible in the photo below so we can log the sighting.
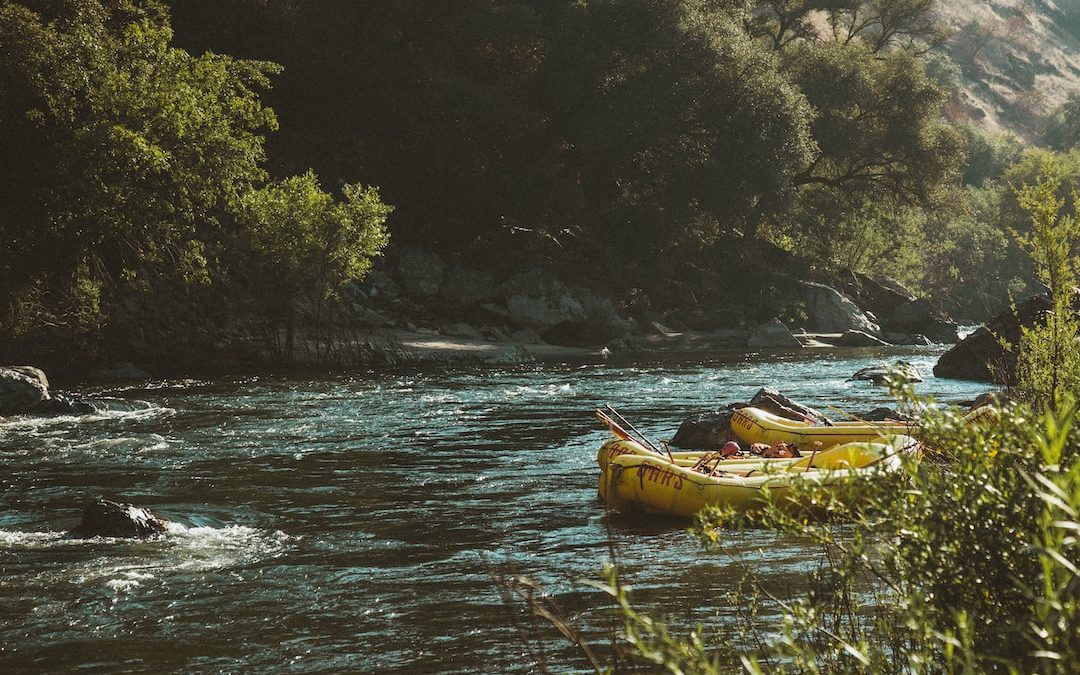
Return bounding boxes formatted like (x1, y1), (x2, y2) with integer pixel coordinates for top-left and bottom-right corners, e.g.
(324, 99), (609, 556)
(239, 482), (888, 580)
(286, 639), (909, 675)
(206, 245), (963, 372)
(3, 244), (970, 381)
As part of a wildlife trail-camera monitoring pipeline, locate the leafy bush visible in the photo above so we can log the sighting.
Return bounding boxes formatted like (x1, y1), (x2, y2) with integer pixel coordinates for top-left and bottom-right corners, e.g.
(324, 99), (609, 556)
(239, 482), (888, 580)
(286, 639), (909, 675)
(576, 398), (1077, 673)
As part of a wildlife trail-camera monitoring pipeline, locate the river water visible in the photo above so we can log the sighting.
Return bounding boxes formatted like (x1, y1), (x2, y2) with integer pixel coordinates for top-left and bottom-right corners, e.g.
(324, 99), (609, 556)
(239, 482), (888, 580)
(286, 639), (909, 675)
(0, 347), (988, 672)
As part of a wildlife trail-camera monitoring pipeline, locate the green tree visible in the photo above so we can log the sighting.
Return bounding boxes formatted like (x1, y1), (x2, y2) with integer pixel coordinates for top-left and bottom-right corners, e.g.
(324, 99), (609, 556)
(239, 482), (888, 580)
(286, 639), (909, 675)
(0, 0), (391, 365)
(567, 0), (816, 253)
(165, 0), (816, 268)
(236, 171), (391, 360)
(1043, 90), (1080, 151)
(0, 0), (277, 335)
(823, 0), (948, 53)
(955, 123), (1022, 187)
(1011, 158), (1080, 409)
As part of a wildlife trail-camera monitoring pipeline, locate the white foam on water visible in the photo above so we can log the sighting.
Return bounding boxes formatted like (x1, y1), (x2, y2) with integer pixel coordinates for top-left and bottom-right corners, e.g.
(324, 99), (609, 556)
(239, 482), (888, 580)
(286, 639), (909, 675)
(0, 529), (64, 548)
(0, 404), (175, 435)
(164, 523), (292, 572)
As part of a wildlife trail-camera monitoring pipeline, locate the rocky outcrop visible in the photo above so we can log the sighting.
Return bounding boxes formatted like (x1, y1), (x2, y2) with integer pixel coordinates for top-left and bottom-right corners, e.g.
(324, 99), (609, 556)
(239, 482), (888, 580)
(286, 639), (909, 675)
(67, 499), (170, 539)
(799, 282), (881, 335)
(0, 366), (50, 414)
(934, 294), (1051, 383)
(828, 270), (915, 323)
(820, 269), (959, 344)
(748, 318), (802, 348)
(396, 248), (447, 298)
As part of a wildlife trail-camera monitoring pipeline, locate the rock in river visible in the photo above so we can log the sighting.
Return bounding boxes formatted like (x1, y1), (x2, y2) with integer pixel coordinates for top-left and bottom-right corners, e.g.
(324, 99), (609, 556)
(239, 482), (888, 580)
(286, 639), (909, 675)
(671, 410), (739, 449)
(934, 294), (1051, 383)
(67, 499), (170, 539)
(849, 360), (924, 385)
(0, 366), (50, 414)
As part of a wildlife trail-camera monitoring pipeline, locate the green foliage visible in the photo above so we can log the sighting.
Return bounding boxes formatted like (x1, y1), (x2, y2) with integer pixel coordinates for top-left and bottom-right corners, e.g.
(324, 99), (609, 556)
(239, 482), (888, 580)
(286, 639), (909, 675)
(919, 185), (1012, 318)
(166, 0), (819, 266)
(761, 28), (963, 273)
(786, 40), (960, 204)
(236, 171), (391, 359)
(592, 400), (1080, 673)
(0, 0), (278, 332)
(237, 172), (391, 300)
(1043, 90), (1080, 151)
(573, 0), (816, 253)
(0, 0), (391, 364)
(956, 123), (1023, 187)
(1010, 159), (1080, 410)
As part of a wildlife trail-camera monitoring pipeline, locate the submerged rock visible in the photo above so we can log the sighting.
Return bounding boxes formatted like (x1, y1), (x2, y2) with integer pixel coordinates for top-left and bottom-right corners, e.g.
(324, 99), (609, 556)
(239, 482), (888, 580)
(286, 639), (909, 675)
(67, 499), (169, 539)
(849, 361), (924, 385)
(31, 392), (101, 415)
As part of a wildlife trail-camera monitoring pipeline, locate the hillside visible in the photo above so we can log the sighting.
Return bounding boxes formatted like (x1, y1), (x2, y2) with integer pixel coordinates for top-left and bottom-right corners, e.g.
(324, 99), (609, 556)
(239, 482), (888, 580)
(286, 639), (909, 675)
(938, 0), (1080, 140)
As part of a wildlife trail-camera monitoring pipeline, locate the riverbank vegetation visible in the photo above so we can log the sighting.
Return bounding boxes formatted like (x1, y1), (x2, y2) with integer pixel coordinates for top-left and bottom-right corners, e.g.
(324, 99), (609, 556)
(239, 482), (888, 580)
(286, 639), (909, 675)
(4, 0), (1080, 370)
(521, 161), (1078, 672)
(0, 0), (390, 369)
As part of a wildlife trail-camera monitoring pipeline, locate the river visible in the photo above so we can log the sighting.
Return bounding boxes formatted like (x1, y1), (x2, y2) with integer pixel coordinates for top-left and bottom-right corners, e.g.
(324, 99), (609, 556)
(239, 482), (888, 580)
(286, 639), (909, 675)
(0, 347), (989, 672)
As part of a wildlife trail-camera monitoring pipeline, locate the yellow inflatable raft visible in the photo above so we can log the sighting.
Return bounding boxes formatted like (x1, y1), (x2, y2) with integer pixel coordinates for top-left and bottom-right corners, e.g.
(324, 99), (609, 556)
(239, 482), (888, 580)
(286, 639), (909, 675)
(601, 436), (911, 518)
(730, 406), (912, 448)
(729, 405), (996, 449)
(597, 435), (918, 505)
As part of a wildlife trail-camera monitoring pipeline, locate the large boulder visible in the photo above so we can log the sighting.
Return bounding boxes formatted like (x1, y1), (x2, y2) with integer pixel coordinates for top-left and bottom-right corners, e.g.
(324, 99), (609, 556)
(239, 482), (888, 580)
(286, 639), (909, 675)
(0, 366), (50, 414)
(748, 318), (803, 348)
(799, 282), (881, 335)
(501, 270), (583, 328)
(748, 386), (828, 423)
(67, 499), (169, 539)
(934, 294), (1051, 383)
(828, 269), (915, 322)
(670, 410), (738, 449)
(849, 360), (924, 385)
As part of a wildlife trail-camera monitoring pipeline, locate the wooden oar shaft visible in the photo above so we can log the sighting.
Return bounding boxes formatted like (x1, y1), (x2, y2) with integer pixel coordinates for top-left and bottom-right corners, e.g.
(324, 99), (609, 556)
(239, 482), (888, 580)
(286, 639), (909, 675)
(606, 405), (674, 461)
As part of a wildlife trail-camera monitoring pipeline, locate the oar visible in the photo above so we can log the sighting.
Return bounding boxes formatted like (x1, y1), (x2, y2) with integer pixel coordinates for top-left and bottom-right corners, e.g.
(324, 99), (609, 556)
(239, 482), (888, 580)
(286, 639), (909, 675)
(605, 405), (674, 462)
(595, 409), (632, 441)
(600, 406), (673, 462)
(596, 409), (667, 459)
